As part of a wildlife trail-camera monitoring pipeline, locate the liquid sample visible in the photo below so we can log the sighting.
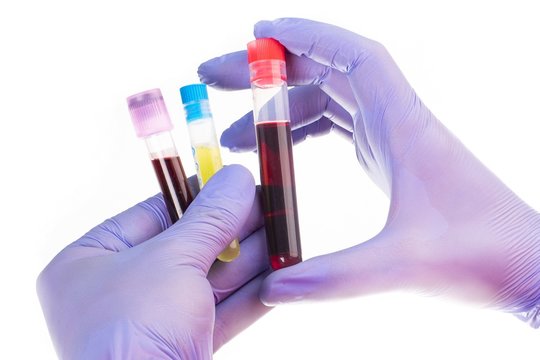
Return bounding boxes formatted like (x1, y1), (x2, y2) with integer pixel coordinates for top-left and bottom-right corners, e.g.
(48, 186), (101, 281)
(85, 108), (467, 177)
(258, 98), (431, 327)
(193, 145), (223, 185)
(256, 121), (302, 269)
(151, 156), (193, 223)
(192, 144), (240, 262)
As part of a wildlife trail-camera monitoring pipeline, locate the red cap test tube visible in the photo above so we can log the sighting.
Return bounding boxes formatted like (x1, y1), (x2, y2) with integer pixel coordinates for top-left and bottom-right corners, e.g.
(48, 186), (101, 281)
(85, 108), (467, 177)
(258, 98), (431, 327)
(248, 38), (302, 270)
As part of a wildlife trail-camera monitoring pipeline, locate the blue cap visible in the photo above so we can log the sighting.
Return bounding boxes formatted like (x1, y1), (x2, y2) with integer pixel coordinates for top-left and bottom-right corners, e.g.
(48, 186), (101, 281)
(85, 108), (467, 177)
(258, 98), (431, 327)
(180, 84), (212, 123)
(180, 84), (208, 103)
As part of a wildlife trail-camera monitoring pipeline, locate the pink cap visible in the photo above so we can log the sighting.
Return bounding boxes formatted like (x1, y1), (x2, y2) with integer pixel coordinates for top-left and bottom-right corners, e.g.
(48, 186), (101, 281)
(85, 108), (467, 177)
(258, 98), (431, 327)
(126, 88), (173, 138)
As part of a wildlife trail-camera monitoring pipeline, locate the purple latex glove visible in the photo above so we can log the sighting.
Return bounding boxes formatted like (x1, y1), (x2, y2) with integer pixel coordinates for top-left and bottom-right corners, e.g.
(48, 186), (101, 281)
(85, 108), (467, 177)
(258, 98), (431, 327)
(198, 18), (540, 327)
(37, 165), (271, 359)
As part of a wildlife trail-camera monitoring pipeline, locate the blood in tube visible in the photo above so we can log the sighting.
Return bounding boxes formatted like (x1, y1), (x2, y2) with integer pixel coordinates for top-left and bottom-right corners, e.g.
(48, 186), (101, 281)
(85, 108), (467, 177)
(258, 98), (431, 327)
(256, 121), (301, 269)
(248, 38), (303, 270)
(248, 38), (302, 269)
(150, 156), (192, 223)
(127, 88), (194, 223)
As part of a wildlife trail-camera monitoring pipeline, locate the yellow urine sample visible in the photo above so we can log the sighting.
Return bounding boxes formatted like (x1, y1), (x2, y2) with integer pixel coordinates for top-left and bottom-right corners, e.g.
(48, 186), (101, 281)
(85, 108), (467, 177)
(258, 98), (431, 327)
(194, 145), (240, 262)
(194, 145), (223, 185)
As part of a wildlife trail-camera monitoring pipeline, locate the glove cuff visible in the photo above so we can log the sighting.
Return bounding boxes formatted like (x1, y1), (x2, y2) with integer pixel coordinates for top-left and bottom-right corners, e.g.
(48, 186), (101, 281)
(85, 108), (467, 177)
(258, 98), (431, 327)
(514, 304), (540, 329)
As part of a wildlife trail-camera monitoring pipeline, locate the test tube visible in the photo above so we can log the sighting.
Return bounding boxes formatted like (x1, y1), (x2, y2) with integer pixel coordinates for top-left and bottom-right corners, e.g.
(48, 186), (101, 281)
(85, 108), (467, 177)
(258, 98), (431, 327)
(180, 83), (240, 262)
(247, 38), (302, 270)
(127, 88), (194, 223)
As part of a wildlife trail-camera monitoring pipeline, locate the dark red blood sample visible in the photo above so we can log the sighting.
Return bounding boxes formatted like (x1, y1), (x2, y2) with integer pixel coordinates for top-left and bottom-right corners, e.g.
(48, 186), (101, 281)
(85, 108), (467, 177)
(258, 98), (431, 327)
(151, 156), (193, 223)
(256, 121), (302, 270)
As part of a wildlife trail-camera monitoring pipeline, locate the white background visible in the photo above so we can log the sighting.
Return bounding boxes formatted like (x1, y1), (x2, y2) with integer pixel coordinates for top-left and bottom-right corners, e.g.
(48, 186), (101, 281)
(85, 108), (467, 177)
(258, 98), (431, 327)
(1, 0), (539, 358)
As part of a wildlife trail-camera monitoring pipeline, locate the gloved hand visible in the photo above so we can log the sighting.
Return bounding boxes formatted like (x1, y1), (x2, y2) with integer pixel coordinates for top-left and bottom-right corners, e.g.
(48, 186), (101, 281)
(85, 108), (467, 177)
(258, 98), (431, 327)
(37, 165), (270, 359)
(198, 18), (540, 327)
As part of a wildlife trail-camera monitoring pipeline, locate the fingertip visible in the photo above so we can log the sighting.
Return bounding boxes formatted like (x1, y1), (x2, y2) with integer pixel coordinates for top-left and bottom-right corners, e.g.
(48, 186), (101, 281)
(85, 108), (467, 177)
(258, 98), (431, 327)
(219, 112), (257, 152)
(206, 164), (255, 194)
(253, 19), (274, 38)
(219, 130), (255, 153)
(186, 164), (256, 218)
(198, 51), (250, 90)
(259, 266), (308, 306)
(254, 18), (303, 38)
(197, 58), (218, 85)
(259, 250), (359, 305)
(219, 127), (235, 150)
(259, 273), (280, 306)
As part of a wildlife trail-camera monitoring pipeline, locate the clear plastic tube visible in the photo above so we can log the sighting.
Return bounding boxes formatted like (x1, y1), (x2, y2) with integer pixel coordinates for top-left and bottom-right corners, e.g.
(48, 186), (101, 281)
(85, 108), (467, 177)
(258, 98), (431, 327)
(180, 84), (240, 262)
(248, 38), (302, 270)
(127, 88), (193, 223)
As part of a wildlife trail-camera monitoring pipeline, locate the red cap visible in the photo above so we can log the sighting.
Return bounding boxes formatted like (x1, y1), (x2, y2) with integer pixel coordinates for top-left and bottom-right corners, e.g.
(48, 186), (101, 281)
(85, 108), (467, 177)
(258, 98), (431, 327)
(247, 38), (285, 63)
